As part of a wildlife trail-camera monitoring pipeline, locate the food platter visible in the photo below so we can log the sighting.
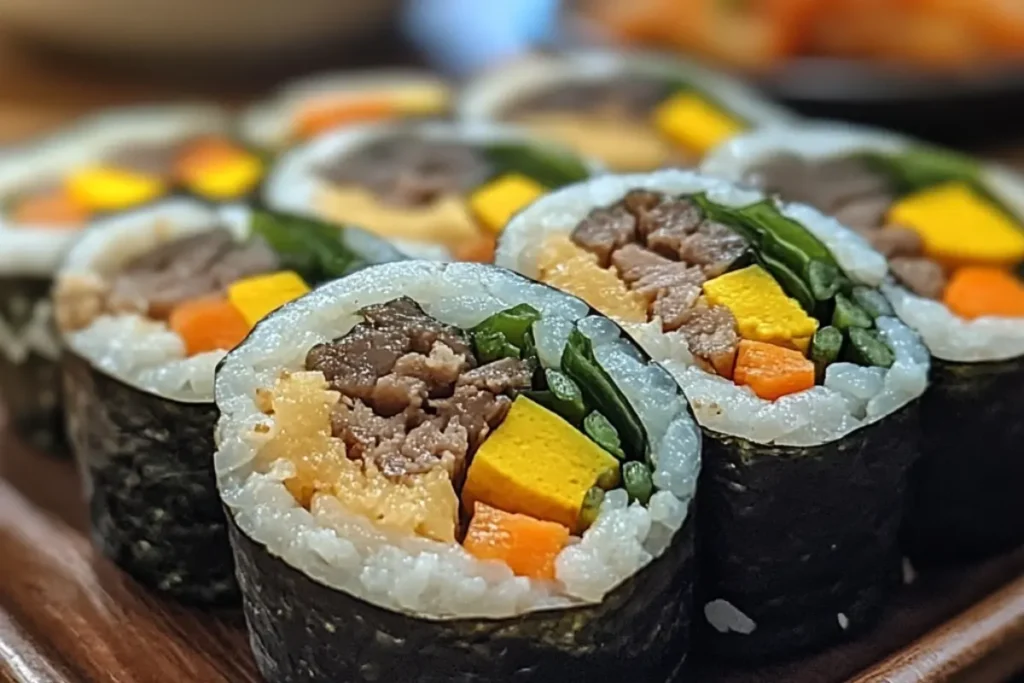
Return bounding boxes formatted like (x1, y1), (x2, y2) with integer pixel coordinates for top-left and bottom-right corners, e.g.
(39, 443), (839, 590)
(2, 406), (1022, 683)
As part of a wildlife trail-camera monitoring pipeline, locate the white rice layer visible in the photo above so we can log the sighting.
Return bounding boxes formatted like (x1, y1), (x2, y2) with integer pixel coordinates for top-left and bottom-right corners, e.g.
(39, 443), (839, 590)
(59, 199), (250, 402)
(495, 171), (929, 447)
(0, 104), (230, 277)
(458, 48), (796, 131)
(701, 122), (1024, 363)
(240, 70), (453, 151)
(214, 261), (701, 618)
(262, 120), (600, 262)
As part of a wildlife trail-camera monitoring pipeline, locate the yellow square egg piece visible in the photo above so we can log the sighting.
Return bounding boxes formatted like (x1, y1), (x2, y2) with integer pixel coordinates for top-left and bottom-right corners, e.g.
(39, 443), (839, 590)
(470, 173), (546, 234)
(703, 265), (818, 351)
(228, 271), (310, 327)
(653, 92), (746, 156)
(887, 182), (1024, 267)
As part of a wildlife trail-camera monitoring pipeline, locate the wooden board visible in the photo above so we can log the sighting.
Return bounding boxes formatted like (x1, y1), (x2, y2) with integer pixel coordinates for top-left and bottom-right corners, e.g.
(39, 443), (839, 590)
(1, 420), (1023, 683)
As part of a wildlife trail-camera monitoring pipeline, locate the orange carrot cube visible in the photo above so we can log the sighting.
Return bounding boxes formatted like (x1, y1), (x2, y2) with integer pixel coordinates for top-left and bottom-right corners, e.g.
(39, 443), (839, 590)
(733, 339), (815, 401)
(463, 502), (570, 580)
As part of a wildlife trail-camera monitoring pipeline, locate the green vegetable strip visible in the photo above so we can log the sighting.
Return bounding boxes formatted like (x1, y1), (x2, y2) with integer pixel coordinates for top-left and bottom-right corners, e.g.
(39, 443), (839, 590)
(543, 369), (588, 426)
(851, 286), (894, 318)
(622, 461), (654, 505)
(740, 201), (838, 267)
(596, 466), (621, 491)
(583, 411), (626, 460)
(472, 329), (520, 364)
(757, 251), (816, 313)
(473, 304), (542, 348)
(810, 326), (843, 383)
(482, 144), (590, 189)
(848, 328), (895, 369)
(832, 292), (873, 330)
(250, 209), (373, 283)
(561, 329), (648, 461)
(807, 260), (842, 301)
(578, 487), (605, 531)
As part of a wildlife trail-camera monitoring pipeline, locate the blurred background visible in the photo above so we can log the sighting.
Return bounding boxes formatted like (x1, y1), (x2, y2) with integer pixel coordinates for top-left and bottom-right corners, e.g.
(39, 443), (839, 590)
(0, 0), (1022, 149)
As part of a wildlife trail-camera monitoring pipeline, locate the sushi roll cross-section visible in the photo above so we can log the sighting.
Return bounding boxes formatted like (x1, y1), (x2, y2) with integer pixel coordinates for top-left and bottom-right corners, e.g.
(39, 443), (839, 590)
(0, 104), (256, 453)
(497, 171), (929, 660)
(53, 198), (402, 604)
(703, 125), (1024, 562)
(459, 50), (794, 172)
(241, 70), (453, 152)
(214, 262), (701, 682)
(263, 121), (596, 262)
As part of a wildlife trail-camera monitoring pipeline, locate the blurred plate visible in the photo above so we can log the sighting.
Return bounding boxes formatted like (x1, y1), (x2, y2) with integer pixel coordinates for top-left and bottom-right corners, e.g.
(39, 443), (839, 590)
(756, 58), (1024, 145)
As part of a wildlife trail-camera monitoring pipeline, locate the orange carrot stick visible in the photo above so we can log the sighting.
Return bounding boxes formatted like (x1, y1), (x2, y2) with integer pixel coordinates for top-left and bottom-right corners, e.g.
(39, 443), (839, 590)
(463, 502), (570, 580)
(943, 266), (1024, 320)
(168, 296), (251, 357)
(294, 98), (395, 141)
(453, 234), (497, 263)
(9, 189), (88, 227)
(733, 339), (816, 401)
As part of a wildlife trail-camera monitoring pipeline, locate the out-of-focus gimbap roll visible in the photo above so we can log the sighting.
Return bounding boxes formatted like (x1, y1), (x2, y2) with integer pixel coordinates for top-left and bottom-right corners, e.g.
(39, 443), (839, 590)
(214, 261), (700, 682)
(496, 171), (929, 659)
(458, 49), (794, 173)
(262, 120), (598, 262)
(703, 124), (1024, 562)
(54, 198), (402, 603)
(0, 104), (261, 453)
(240, 70), (452, 152)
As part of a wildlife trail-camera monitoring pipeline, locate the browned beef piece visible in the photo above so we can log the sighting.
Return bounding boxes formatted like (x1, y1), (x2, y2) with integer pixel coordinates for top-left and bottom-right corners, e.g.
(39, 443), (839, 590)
(643, 199), (705, 257)
(393, 342), (471, 396)
(612, 244), (707, 302)
(390, 420), (470, 481)
(864, 226), (924, 258)
(571, 204), (637, 266)
(361, 297), (472, 358)
(621, 189), (663, 237)
(370, 374), (428, 417)
(107, 229), (279, 320)
(456, 358), (533, 394)
(331, 401), (408, 460)
(503, 77), (671, 119)
(653, 286), (703, 331)
(307, 324), (412, 401)
(675, 301), (740, 378)
(831, 194), (895, 232)
(679, 220), (748, 276)
(316, 136), (492, 207)
(431, 386), (512, 452)
(890, 257), (947, 300)
(105, 141), (181, 176)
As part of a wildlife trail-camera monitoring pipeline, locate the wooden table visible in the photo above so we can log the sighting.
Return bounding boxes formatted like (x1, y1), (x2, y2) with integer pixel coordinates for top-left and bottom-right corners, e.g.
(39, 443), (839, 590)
(0, 32), (1023, 683)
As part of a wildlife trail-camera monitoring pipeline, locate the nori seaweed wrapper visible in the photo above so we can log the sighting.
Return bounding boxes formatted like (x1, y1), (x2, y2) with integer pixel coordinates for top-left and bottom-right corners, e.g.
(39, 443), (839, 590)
(227, 508), (695, 683)
(62, 348), (237, 605)
(697, 401), (920, 662)
(902, 356), (1024, 564)
(0, 275), (66, 454)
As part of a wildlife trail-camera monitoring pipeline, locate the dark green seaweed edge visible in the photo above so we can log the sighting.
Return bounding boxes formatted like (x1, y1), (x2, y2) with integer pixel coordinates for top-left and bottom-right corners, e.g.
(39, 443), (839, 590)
(696, 400), (921, 662)
(61, 346), (238, 605)
(228, 506), (695, 683)
(0, 275), (67, 454)
(902, 355), (1024, 564)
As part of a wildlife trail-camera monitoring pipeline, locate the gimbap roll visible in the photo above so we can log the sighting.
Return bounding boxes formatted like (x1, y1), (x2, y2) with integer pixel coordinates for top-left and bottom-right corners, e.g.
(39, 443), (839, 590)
(262, 120), (599, 262)
(240, 70), (452, 152)
(0, 104), (265, 452)
(214, 261), (700, 682)
(54, 198), (402, 603)
(458, 49), (794, 173)
(702, 123), (1024, 562)
(496, 171), (929, 659)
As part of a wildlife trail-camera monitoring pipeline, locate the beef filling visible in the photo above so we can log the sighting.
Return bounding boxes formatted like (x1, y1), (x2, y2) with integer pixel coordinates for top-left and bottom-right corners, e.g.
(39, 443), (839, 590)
(503, 77), (672, 122)
(570, 191), (743, 373)
(745, 154), (948, 298)
(107, 228), (280, 320)
(305, 297), (532, 483)
(316, 136), (493, 208)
